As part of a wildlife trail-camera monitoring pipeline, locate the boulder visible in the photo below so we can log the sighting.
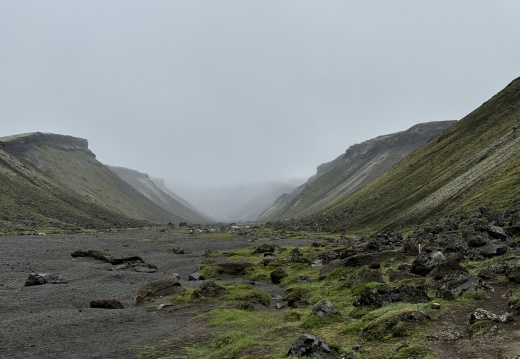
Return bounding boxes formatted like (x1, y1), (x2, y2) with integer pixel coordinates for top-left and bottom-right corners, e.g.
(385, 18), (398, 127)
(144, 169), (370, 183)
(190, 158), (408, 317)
(410, 251), (446, 276)
(402, 239), (420, 255)
(478, 261), (509, 279)
(469, 308), (514, 325)
(90, 299), (124, 309)
(481, 243), (508, 258)
(188, 272), (205, 281)
(487, 225), (509, 240)
(311, 300), (340, 318)
(136, 276), (185, 305)
(193, 281), (226, 298)
(353, 267), (384, 285)
(253, 244), (276, 254)
(353, 285), (430, 308)
(270, 267), (288, 284)
(466, 235), (489, 248)
(24, 272), (67, 286)
(263, 254), (278, 266)
(436, 275), (482, 300)
(287, 333), (337, 358)
(291, 248), (302, 263)
(319, 251), (406, 279)
(218, 261), (253, 275)
(428, 260), (468, 280)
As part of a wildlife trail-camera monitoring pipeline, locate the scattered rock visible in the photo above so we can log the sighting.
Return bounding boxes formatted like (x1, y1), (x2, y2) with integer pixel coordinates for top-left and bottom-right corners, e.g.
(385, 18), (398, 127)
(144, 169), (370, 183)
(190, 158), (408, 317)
(217, 261), (253, 275)
(469, 308), (514, 325)
(90, 299), (124, 309)
(481, 243), (508, 258)
(353, 267), (384, 285)
(236, 301), (256, 311)
(487, 225), (509, 240)
(188, 272), (205, 281)
(298, 275), (311, 283)
(270, 267), (288, 284)
(71, 248), (157, 271)
(311, 300), (341, 317)
(431, 302), (441, 310)
(287, 333), (337, 358)
(168, 247), (185, 254)
(338, 353), (356, 359)
(192, 281), (226, 298)
(24, 272), (67, 286)
(263, 254), (278, 266)
(311, 260), (323, 267)
(253, 244), (276, 254)
(436, 275), (482, 300)
(354, 285), (430, 308)
(136, 276), (185, 305)
(291, 248), (302, 263)
(466, 235), (489, 248)
(410, 251), (446, 276)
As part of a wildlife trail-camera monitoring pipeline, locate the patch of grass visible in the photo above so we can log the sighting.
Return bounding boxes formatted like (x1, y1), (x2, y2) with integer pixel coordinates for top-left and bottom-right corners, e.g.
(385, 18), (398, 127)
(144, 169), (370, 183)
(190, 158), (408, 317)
(340, 320), (365, 335)
(393, 345), (434, 358)
(351, 281), (381, 296)
(301, 314), (343, 329)
(469, 320), (495, 338)
(129, 345), (155, 357)
(220, 283), (271, 306)
(325, 266), (360, 281)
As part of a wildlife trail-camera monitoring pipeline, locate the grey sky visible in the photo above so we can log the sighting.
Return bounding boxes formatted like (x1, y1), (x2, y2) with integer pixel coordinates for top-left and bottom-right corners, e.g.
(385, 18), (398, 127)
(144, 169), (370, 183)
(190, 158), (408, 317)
(1, 1), (519, 187)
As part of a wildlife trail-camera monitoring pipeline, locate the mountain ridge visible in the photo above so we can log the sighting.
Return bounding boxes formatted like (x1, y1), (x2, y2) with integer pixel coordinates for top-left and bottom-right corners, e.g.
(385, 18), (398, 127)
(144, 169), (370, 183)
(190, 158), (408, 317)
(261, 120), (456, 221)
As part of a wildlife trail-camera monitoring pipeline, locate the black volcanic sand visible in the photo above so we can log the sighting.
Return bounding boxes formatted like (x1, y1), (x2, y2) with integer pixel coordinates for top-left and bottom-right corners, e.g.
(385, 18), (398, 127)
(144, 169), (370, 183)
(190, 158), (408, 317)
(0, 230), (318, 359)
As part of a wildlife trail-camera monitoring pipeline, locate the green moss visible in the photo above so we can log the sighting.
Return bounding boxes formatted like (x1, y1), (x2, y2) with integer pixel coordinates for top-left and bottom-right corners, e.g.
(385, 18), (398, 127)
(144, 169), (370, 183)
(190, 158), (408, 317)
(325, 266), (360, 281)
(393, 345), (434, 358)
(301, 314), (342, 329)
(340, 320), (365, 335)
(469, 320), (495, 338)
(351, 281), (381, 296)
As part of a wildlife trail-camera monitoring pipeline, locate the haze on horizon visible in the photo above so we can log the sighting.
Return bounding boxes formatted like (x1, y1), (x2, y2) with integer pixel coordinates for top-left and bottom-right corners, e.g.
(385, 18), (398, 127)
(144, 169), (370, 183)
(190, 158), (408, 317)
(1, 1), (520, 189)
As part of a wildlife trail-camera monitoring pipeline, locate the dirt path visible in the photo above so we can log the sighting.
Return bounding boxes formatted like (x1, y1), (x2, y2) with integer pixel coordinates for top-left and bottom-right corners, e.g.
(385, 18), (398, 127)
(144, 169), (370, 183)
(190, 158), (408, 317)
(0, 230), (318, 359)
(425, 283), (520, 359)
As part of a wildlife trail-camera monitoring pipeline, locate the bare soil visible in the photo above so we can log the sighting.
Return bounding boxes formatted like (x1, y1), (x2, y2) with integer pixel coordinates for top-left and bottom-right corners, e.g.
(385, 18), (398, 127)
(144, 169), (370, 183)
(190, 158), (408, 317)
(0, 230), (317, 359)
(425, 283), (520, 359)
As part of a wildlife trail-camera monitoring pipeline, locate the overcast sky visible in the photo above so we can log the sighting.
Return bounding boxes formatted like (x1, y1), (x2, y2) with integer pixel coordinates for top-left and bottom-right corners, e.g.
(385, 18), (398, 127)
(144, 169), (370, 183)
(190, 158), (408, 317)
(1, 1), (519, 187)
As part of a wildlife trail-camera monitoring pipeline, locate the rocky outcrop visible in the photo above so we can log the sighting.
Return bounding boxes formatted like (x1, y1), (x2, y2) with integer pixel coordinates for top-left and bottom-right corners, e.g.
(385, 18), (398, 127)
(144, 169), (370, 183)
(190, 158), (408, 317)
(287, 333), (337, 358)
(136, 276), (185, 305)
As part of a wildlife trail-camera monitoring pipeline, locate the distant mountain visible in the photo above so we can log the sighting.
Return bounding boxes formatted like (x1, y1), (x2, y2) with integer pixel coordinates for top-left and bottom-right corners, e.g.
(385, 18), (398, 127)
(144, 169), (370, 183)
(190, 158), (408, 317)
(297, 76), (520, 233)
(0, 132), (199, 230)
(260, 121), (456, 221)
(172, 181), (300, 222)
(108, 166), (209, 223)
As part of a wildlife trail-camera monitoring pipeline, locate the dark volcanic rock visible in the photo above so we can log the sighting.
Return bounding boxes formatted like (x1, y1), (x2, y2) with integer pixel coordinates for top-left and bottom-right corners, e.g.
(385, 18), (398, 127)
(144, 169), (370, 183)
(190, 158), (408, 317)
(487, 225), (509, 240)
(270, 267), (288, 284)
(287, 333), (337, 358)
(188, 272), (205, 281)
(481, 243), (508, 258)
(436, 275), (483, 300)
(253, 244), (276, 254)
(311, 300), (340, 318)
(466, 234), (490, 248)
(388, 269), (423, 282)
(410, 251), (446, 276)
(193, 281), (226, 298)
(353, 285), (430, 308)
(217, 261), (253, 275)
(24, 272), (67, 286)
(353, 267), (384, 285)
(319, 251), (406, 279)
(90, 299), (124, 309)
(136, 276), (185, 305)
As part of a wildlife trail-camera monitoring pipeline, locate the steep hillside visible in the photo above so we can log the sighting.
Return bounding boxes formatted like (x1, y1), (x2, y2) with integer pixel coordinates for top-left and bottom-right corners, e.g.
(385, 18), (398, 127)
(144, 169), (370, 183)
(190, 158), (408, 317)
(261, 121), (455, 221)
(0, 142), (151, 234)
(298, 77), (520, 233)
(108, 166), (210, 223)
(1, 132), (183, 224)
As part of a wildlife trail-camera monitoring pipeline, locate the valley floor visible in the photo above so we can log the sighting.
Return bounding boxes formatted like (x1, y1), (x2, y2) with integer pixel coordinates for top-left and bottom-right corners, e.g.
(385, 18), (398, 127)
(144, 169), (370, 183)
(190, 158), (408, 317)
(0, 230), (317, 359)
